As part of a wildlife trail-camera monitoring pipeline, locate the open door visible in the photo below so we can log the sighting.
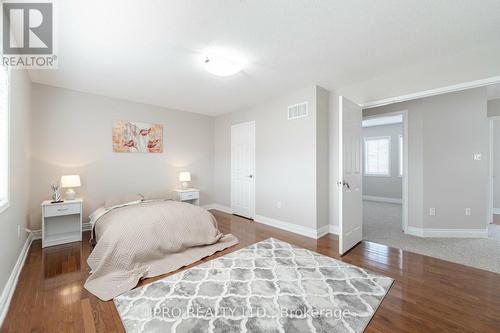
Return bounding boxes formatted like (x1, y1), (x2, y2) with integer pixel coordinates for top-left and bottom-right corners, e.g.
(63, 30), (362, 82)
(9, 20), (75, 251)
(338, 96), (363, 255)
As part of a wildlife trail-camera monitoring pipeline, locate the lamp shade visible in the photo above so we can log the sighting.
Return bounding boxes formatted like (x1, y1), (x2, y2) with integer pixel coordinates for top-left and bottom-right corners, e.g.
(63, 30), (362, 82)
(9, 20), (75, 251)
(60, 175), (81, 188)
(179, 172), (191, 182)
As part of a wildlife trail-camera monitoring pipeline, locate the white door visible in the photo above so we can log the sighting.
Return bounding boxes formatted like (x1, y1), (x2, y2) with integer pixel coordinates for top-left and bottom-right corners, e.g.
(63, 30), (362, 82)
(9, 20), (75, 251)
(231, 121), (255, 219)
(338, 96), (363, 255)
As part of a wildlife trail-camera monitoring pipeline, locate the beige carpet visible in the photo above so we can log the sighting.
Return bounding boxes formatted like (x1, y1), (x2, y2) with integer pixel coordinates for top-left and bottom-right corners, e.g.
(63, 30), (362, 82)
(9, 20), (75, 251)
(363, 200), (500, 273)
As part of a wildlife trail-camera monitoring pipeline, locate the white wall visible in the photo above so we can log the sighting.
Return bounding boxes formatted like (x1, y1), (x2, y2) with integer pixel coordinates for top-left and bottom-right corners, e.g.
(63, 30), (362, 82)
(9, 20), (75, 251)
(316, 87), (329, 229)
(362, 123), (403, 199)
(213, 113), (232, 207)
(493, 119), (500, 210)
(29, 84), (215, 229)
(365, 88), (489, 230)
(0, 70), (31, 300)
(213, 85), (329, 231)
(328, 92), (341, 231)
(487, 98), (500, 117)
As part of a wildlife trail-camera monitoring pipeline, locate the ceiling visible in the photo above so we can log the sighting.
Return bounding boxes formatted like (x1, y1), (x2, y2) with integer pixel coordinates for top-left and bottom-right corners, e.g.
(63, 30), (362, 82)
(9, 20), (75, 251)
(29, 0), (500, 116)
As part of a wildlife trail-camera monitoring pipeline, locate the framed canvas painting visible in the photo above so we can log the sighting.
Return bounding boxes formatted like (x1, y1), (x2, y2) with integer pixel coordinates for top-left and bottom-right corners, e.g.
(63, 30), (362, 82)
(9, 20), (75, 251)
(112, 120), (163, 153)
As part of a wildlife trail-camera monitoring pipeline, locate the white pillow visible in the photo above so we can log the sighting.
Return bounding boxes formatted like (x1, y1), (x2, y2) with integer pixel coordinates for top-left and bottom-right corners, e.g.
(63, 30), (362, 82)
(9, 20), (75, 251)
(89, 207), (108, 222)
(141, 192), (174, 201)
(103, 194), (143, 209)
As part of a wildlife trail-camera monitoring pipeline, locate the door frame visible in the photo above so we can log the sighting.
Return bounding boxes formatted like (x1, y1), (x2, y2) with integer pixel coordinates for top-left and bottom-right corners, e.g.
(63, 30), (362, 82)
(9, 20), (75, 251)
(488, 116), (500, 225)
(362, 110), (409, 233)
(230, 120), (256, 219)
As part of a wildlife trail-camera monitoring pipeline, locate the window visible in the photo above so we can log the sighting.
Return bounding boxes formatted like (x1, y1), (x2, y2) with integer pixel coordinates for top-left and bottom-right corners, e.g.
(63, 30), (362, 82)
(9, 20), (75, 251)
(0, 67), (9, 213)
(364, 136), (391, 176)
(398, 134), (403, 177)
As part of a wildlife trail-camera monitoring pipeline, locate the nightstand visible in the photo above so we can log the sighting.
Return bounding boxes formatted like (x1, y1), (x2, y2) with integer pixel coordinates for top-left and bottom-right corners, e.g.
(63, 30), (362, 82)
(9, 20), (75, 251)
(174, 189), (200, 206)
(41, 199), (83, 248)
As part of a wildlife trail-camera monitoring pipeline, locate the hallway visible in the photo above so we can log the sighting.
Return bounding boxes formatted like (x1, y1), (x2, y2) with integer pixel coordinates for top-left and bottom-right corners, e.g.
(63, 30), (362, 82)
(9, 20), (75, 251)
(363, 200), (500, 273)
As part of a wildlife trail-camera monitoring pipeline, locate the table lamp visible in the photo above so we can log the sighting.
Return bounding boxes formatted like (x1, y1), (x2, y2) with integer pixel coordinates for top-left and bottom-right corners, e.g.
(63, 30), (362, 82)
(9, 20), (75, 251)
(60, 175), (81, 200)
(179, 172), (191, 190)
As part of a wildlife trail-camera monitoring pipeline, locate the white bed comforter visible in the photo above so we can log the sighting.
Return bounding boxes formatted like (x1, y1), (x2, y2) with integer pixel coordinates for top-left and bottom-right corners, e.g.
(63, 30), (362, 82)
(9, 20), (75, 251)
(84, 200), (238, 300)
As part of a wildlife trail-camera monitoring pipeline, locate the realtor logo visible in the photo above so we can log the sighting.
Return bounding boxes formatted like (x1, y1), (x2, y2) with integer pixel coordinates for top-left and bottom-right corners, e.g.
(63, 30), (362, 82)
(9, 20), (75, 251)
(1, 0), (57, 68)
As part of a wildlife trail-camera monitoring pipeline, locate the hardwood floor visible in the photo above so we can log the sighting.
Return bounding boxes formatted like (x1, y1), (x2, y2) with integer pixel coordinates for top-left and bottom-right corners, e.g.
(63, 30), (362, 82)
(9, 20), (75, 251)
(3, 210), (500, 332)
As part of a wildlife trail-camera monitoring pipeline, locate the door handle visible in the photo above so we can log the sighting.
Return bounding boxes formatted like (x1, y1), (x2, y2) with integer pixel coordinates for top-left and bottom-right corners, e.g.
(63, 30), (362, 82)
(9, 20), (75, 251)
(248, 174), (253, 179)
(336, 181), (350, 189)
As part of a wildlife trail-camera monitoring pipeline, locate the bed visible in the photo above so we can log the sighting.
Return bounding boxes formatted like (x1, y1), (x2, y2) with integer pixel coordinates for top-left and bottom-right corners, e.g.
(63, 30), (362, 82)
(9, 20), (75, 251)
(83, 198), (238, 300)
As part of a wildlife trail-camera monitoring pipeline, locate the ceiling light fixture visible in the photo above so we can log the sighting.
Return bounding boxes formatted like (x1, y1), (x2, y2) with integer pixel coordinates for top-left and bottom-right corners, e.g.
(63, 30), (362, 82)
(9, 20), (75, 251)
(202, 47), (246, 77)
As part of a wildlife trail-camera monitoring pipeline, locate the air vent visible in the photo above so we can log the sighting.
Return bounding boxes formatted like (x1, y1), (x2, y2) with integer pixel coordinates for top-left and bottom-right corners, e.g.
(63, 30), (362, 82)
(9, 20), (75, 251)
(288, 102), (308, 120)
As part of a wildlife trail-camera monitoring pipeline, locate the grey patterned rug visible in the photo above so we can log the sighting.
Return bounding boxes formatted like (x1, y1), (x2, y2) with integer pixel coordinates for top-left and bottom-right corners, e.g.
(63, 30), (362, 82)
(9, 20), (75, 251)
(114, 238), (393, 333)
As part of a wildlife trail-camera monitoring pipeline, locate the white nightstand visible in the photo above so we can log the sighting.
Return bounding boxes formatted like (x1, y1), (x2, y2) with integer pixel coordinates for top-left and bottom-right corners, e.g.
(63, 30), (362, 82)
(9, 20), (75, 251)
(41, 199), (83, 248)
(174, 189), (200, 206)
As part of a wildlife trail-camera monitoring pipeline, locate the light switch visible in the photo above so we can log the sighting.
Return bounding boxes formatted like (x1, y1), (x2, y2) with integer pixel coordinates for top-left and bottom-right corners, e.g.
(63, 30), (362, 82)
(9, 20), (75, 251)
(473, 153), (482, 161)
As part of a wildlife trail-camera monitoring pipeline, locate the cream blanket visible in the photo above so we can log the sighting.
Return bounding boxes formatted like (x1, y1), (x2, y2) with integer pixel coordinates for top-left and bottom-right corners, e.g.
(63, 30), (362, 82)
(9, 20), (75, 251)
(84, 200), (238, 300)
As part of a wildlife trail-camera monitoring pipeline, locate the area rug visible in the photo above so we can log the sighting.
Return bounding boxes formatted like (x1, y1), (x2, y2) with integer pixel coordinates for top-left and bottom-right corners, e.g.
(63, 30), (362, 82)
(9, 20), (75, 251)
(114, 238), (393, 333)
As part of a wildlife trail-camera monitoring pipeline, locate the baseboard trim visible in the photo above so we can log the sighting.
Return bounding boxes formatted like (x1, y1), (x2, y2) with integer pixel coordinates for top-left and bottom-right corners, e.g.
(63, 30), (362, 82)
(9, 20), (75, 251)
(422, 228), (489, 238)
(254, 215), (322, 239)
(0, 233), (33, 326)
(316, 225), (330, 238)
(493, 208), (500, 215)
(363, 195), (402, 204)
(31, 222), (92, 241)
(205, 204), (336, 239)
(405, 226), (488, 238)
(31, 229), (41, 240)
(405, 226), (424, 237)
(203, 204), (233, 214)
(329, 225), (339, 235)
(1, 221), (95, 326)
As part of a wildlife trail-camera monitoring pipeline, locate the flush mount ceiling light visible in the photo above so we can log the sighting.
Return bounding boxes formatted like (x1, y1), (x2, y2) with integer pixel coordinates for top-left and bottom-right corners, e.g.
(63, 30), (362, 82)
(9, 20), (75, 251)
(202, 48), (246, 77)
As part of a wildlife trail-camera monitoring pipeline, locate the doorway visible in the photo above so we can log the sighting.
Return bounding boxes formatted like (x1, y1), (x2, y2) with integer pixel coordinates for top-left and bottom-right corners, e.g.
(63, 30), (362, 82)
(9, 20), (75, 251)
(334, 98), (408, 255)
(231, 121), (256, 219)
(361, 112), (408, 242)
(490, 117), (500, 225)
